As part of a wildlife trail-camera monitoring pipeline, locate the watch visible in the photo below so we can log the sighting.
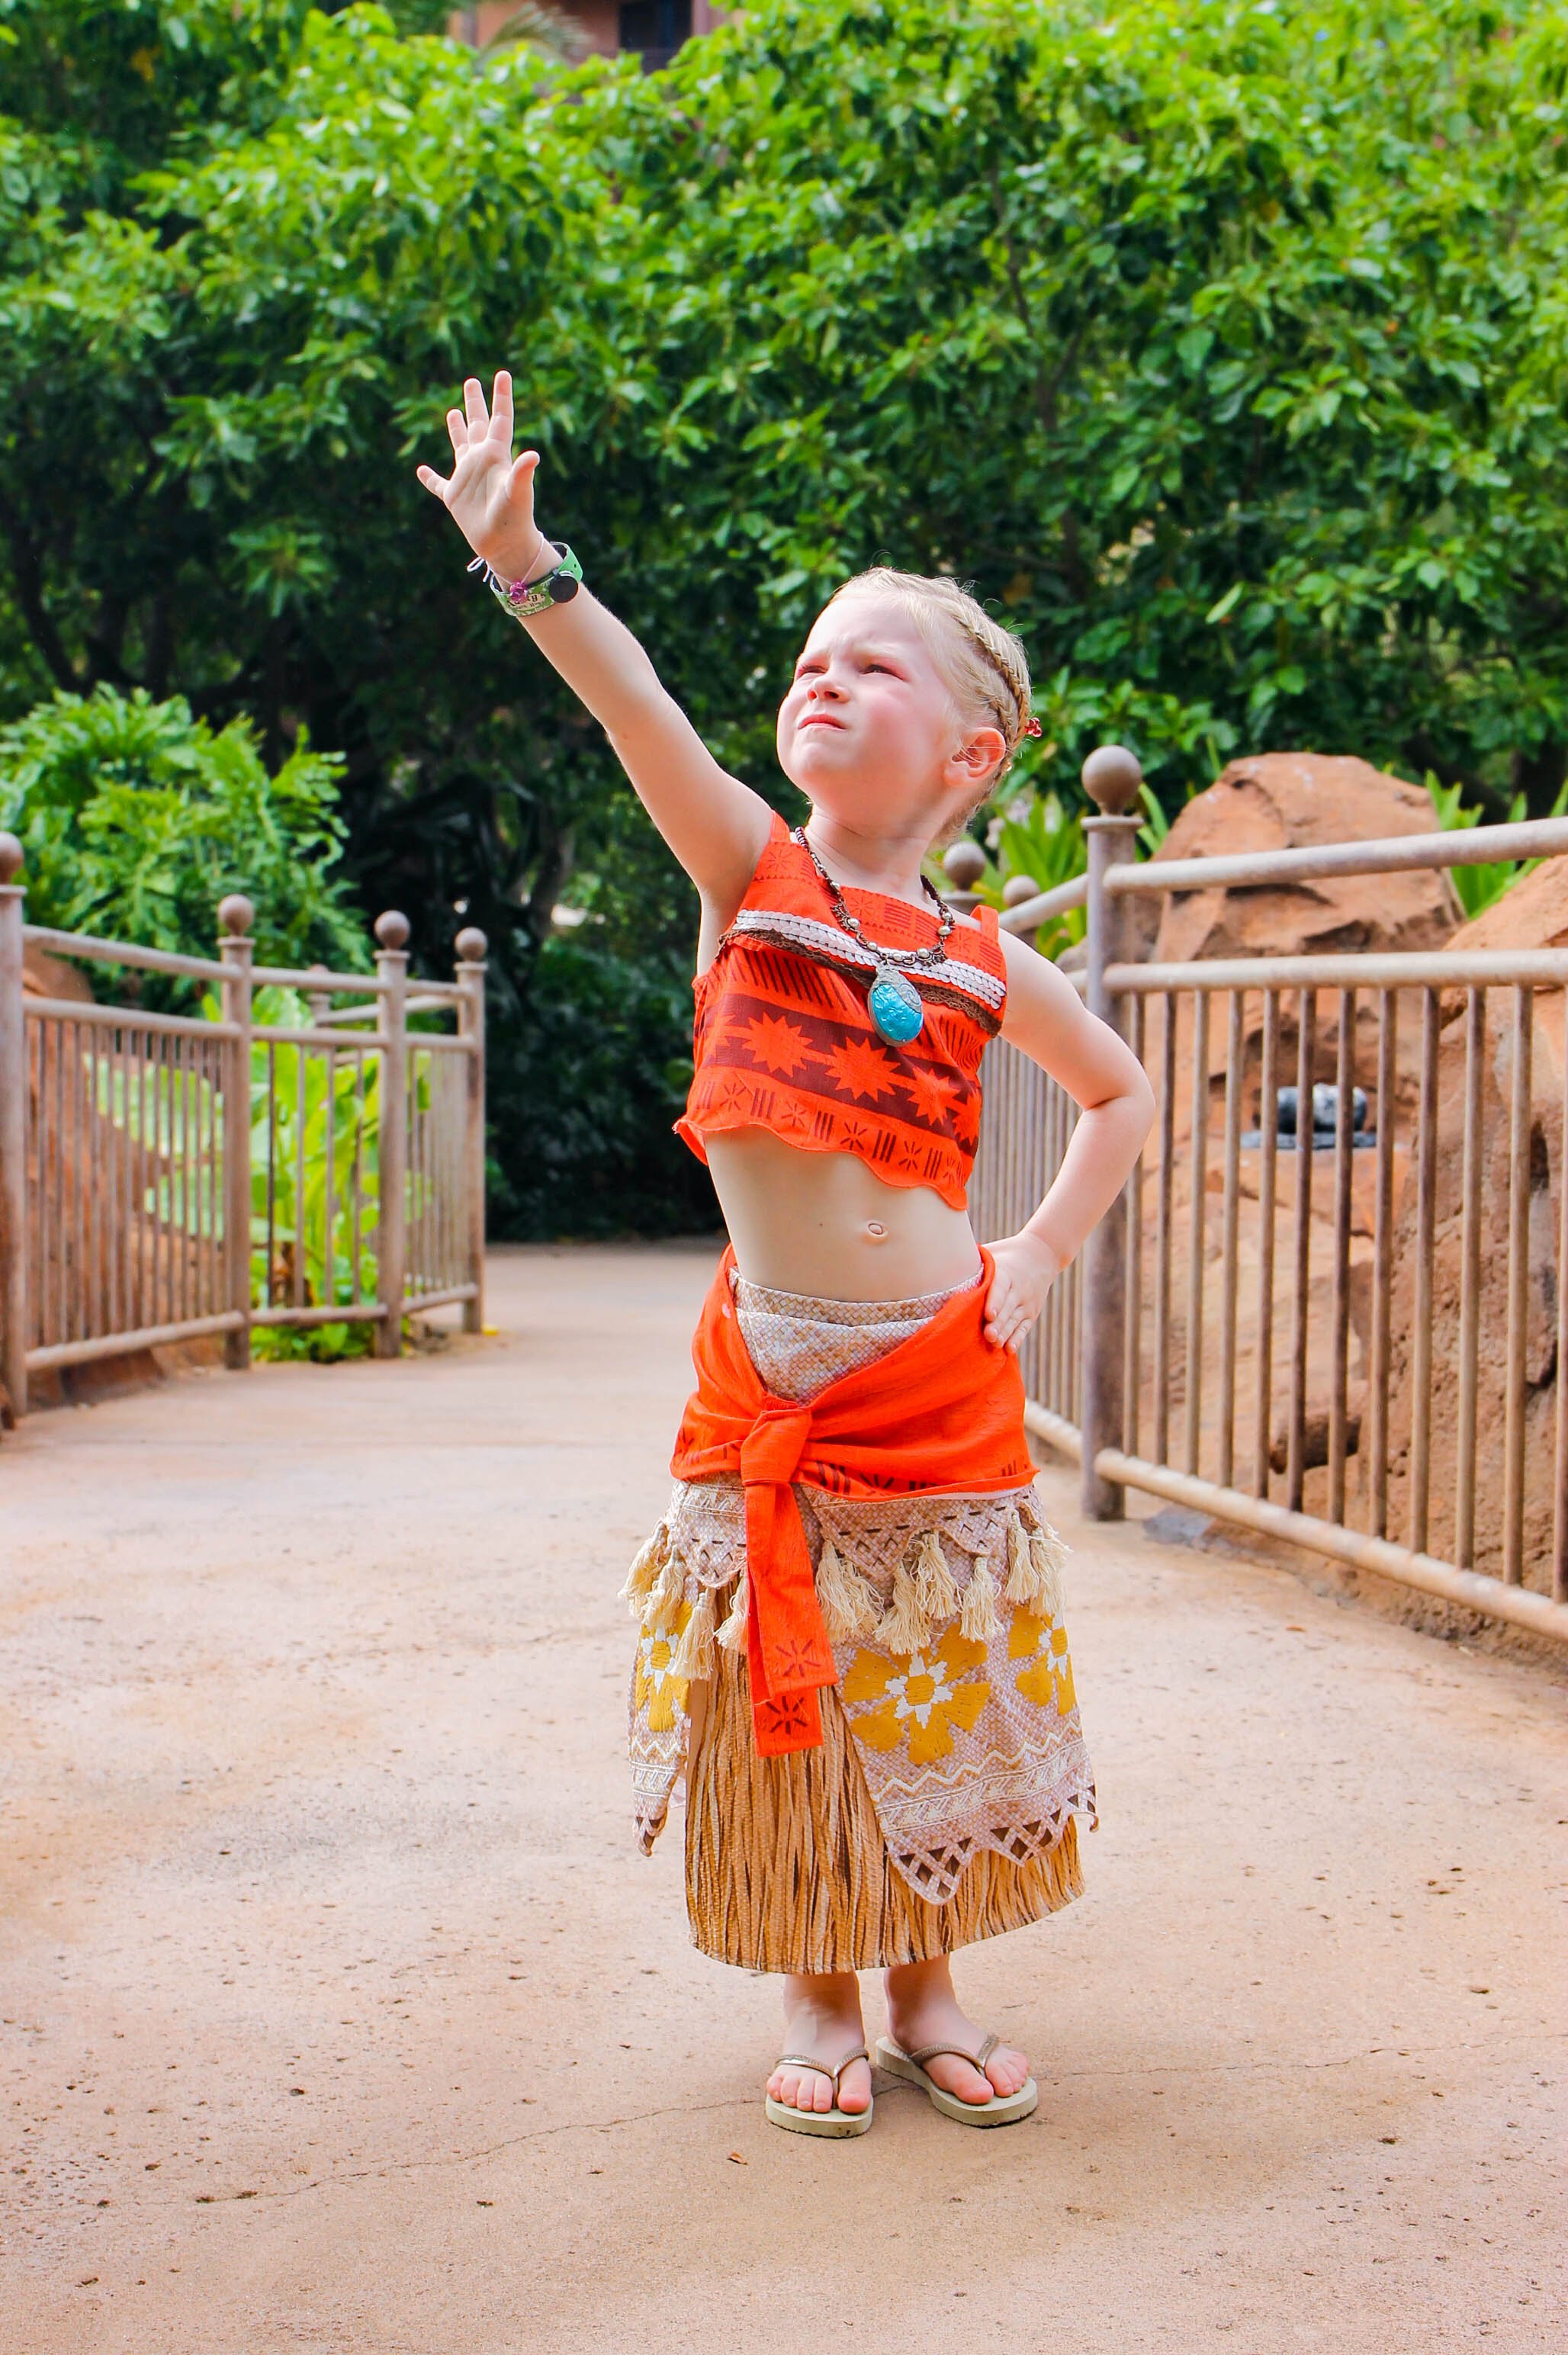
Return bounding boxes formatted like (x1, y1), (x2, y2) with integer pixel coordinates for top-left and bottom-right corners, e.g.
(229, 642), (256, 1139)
(471, 543), (583, 621)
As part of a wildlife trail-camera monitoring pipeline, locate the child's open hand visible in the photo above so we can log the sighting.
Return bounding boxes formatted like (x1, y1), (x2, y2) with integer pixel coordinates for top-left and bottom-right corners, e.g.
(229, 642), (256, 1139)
(416, 370), (544, 586)
(982, 1231), (1064, 1354)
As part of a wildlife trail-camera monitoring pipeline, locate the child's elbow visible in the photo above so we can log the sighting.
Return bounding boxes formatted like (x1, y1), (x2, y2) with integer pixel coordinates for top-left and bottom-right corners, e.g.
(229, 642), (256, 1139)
(1126, 1063), (1157, 1142)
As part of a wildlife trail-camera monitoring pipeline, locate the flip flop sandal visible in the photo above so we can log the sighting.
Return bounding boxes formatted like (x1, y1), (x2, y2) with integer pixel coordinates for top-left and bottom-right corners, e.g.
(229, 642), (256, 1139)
(875, 2033), (1038, 2127)
(764, 2045), (874, 2138)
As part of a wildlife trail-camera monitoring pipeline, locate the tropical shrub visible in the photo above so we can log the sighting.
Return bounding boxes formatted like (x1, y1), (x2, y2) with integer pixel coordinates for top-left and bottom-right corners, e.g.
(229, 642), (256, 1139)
(0, 686), (368, 980)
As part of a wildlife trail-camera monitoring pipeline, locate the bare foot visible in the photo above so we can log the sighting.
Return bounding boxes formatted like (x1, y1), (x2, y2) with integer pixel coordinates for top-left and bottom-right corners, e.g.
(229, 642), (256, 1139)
(883, 1955), (1030, 2107)
(766, 1971), (873, 2116)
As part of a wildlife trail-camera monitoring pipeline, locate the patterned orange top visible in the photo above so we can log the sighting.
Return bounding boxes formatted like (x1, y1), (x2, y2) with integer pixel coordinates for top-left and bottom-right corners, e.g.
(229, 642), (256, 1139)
(676, 815), (1007, 1209)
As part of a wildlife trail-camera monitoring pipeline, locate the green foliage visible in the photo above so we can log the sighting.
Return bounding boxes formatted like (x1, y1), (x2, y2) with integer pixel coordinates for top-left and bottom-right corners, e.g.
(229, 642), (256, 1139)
(6, 0), (1568, 1227)
(1136, 778), (1203, 857)
(0, 686), (368, 977)
(972, 790), (1090, 963)
(487, 934), (718, 1239)
(1425, 771), (1568, 918)
(232, 983), (385, 1327)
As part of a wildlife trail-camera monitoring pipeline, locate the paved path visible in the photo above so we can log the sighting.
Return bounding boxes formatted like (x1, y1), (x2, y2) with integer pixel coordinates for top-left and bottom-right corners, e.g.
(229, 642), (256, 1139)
(2, 1245), (1563, 2355)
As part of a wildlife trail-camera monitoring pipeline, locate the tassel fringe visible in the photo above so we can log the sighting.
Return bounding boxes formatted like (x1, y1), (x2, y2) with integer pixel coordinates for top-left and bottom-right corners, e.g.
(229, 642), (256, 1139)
(1029, 1526), (1066, 1622)
(1002, 1518), (1033, 1605)
(960, 1554), (1003, 1643)
(645, 1552), (689, 1634)
(627, 1500), (1068, 1688)
(618, 1525), (667, 1618)
(877, 1559), (928, 1659)
(913, 1529), (961, 1624)
(716, 1572), (750, 1655)
(817, 1538), (881, 1644)
(670, 1583), (717, 1681)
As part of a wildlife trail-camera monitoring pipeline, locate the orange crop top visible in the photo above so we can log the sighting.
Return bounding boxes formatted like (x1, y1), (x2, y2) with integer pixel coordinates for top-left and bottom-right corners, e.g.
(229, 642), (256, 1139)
(676, 815), (1007, 1210)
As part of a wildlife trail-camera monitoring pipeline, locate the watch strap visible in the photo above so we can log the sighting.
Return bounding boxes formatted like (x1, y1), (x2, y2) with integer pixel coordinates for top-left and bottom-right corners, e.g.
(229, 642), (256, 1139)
(469, 544), (583, 621)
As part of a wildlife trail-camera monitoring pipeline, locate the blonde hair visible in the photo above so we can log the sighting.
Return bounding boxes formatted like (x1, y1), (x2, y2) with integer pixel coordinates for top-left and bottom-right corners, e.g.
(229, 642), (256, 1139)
(827, 566), (1036, 781)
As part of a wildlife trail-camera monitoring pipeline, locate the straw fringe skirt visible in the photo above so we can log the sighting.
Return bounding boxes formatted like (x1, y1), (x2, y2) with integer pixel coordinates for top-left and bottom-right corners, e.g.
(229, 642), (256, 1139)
(684, 1637), (1084, 1976)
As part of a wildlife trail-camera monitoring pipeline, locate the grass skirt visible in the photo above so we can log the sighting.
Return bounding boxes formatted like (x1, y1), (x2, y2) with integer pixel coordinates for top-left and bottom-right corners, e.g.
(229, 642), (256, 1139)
(684, 1644), (1083, 1972)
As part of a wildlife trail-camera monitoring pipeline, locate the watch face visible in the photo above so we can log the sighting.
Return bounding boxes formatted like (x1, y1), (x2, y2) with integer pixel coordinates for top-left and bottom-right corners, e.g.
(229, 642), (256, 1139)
(551, 573), (580, 602)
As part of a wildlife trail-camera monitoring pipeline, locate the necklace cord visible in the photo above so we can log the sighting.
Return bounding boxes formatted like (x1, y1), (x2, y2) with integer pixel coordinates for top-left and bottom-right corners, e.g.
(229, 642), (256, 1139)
(792, 827), (955, 972)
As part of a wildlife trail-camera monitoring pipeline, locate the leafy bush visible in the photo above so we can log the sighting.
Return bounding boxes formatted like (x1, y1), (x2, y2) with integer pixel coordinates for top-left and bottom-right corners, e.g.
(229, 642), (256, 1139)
(227, 984), (386, 1327)
(1425, 773), (1568, 919)
(486, 934), (718, 1240)
(0, 686), (368, 978)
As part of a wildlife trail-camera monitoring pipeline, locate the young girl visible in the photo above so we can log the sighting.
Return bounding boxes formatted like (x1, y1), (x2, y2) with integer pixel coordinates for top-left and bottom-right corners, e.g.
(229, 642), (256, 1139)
(419, 374), (1153, 2137)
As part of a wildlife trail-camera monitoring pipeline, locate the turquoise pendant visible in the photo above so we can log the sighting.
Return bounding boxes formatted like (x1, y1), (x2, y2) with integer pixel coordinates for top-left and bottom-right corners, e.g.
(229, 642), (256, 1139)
(868, 965), (924, 1044)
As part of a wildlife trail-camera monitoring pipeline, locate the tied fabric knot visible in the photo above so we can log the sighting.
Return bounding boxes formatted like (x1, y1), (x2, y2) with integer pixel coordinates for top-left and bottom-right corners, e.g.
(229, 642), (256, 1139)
(738, 1396), (837, 1757)
(737, 1397), (813, 1491)
(670, 1245), (1033, 1759)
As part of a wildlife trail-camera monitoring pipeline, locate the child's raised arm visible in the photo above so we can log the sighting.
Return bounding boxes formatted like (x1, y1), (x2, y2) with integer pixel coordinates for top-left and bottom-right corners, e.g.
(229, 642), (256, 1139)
(417, 371), (773, 913)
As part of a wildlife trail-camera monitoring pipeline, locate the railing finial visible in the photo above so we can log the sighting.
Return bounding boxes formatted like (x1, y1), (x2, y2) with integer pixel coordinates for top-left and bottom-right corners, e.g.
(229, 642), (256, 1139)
(455, 926), (488, 964)
(1081, 745), (1143, 816)
(374, 910), (411, 953)
(0, 833), (24, 886)
(942, 840), (986, 891)
(219, 893), (255, 938)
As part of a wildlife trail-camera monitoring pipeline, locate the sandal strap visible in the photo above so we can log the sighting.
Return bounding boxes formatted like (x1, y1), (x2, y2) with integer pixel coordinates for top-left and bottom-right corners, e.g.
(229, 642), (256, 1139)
(904, 2032), (1000, 2073)
(775, 2045), (869, 2093)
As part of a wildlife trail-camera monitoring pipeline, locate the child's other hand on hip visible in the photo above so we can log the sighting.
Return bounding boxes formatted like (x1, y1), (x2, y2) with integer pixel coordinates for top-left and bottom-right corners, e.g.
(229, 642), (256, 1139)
(982, 1231), (1064, 1353)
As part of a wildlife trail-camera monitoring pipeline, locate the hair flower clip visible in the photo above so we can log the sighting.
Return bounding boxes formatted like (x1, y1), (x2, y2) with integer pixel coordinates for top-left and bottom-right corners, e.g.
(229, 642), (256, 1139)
(1020, 716), (1043, 738)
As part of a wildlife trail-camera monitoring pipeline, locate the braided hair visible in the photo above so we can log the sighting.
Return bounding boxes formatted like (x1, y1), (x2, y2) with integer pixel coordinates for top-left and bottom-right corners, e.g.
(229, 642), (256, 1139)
(826, 567), (1036, 781)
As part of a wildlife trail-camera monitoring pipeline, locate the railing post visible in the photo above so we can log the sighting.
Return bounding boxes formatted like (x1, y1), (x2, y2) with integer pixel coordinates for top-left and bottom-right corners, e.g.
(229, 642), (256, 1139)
(1080, 746), (1145, 1521)
(1002, 871), (1045, 951)
(374, 911), (410, 1358)
(218, 895), (255, 1371)
(455, 926), (488, 1335)
(940, 838), (985, 913)
(0, 834), (28, 1422)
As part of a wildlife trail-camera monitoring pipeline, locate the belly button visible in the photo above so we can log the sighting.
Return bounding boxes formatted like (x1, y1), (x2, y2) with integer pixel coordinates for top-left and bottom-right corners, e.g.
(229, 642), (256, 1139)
(865, 1220), (888, 1242)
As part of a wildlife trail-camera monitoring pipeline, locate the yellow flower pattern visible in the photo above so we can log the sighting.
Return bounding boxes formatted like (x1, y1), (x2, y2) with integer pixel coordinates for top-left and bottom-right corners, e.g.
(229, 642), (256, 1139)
(840, 1621), (991, 1765)
(635, 1602), (692, 1733)
(1008, 1605), (1077, 1714)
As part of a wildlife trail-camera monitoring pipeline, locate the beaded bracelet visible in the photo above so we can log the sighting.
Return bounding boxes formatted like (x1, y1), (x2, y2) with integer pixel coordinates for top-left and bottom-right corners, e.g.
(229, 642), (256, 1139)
(468, 542), (583, 620)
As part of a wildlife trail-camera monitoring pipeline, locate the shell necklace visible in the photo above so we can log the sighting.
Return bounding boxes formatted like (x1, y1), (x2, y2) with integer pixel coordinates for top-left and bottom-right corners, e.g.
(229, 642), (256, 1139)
(792, 825), (954, 1045)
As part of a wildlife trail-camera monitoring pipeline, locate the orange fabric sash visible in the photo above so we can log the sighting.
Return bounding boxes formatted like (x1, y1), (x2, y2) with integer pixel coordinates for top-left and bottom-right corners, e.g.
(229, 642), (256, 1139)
(670, 1248), (1036, 1756)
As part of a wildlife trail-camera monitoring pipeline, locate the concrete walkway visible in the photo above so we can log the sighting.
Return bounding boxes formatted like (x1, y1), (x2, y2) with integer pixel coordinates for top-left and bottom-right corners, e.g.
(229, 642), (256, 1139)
(2, 1244), (1562, 2355)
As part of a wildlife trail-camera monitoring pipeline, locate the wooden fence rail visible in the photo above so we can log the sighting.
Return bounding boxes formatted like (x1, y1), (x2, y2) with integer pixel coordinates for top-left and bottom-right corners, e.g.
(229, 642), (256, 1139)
(0, 835), (487, 1427)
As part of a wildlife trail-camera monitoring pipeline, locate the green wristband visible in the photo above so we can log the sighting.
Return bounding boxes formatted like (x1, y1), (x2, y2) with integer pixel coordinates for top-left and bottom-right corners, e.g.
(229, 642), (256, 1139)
(470, 543), (583, 621)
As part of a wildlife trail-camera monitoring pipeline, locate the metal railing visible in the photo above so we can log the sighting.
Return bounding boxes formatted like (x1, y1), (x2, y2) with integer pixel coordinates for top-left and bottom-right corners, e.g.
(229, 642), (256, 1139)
(966, 750), (1568, 1649)
(0, 836), (487, 1425)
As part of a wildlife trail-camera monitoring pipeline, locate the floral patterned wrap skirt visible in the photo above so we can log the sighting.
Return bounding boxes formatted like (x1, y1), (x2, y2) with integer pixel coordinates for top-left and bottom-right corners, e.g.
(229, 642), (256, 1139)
(621, 1271), (1097, 1974)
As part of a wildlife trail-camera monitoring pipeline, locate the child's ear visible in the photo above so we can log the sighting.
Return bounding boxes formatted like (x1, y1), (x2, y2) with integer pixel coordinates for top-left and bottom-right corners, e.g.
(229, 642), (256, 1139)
(955, 725), (1008, 783)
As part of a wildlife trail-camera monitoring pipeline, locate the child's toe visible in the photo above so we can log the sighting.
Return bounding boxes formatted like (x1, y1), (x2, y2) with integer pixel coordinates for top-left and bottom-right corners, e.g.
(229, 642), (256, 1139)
(985, 2048), (1029, 2097)
(837, 2063), (871, 2114)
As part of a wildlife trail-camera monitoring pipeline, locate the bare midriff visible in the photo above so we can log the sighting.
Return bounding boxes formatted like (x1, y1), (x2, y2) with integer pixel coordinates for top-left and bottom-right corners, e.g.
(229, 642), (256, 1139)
(705, 1128), (984, 1303)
